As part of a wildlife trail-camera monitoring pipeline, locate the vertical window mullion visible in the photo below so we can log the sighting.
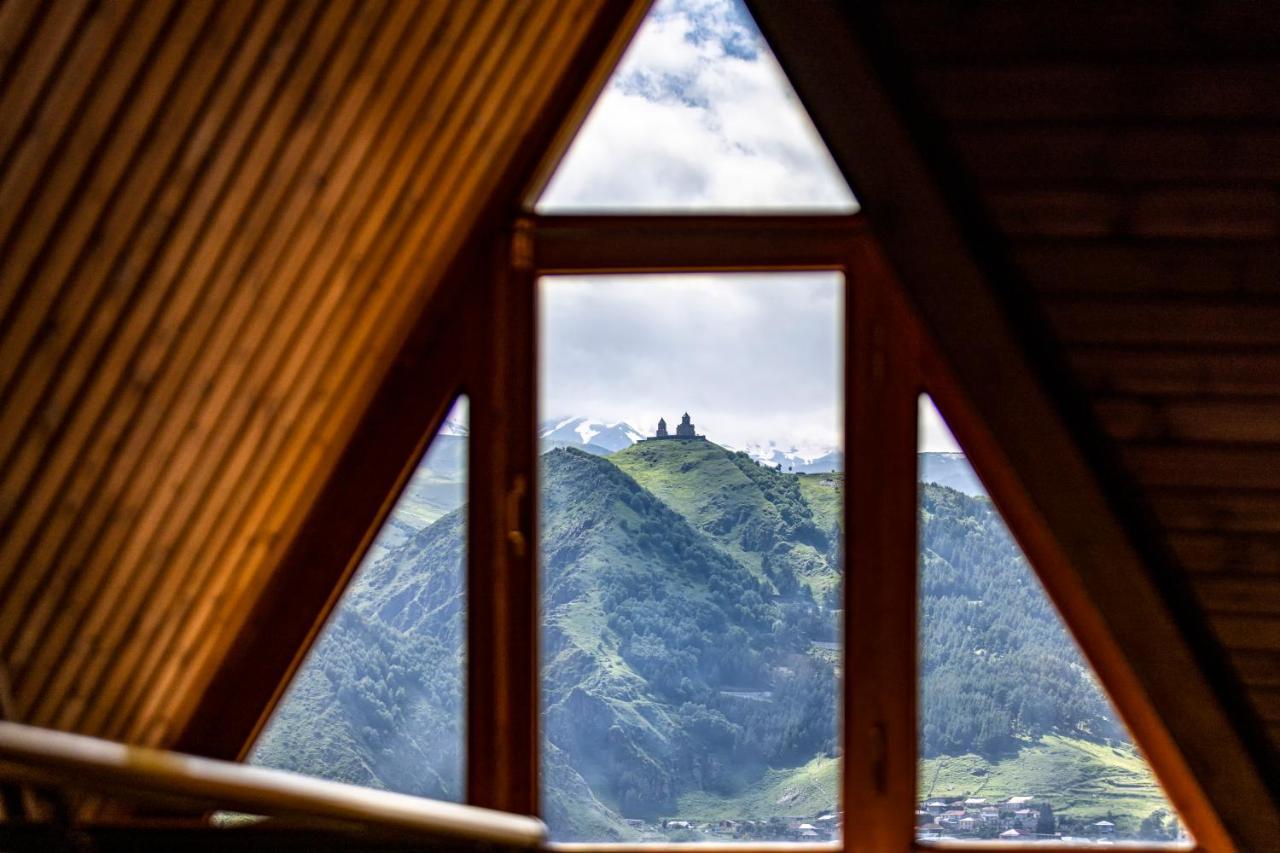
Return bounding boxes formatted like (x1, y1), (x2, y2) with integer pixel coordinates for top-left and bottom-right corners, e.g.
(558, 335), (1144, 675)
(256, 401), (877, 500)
(468, 223), (540, 815)
(843, 240), (920, 852)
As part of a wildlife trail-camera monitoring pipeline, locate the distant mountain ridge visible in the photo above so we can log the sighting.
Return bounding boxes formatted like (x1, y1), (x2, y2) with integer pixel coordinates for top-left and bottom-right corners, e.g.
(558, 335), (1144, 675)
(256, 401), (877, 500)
(536, 415), (986, 496)
(540, 417), (645, 454)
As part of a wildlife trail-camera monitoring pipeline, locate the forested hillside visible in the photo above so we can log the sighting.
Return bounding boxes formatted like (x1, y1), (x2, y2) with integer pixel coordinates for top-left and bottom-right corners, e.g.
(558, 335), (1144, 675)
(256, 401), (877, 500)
(253, 439), (1168, 840)
(919, 485), (1123, 757)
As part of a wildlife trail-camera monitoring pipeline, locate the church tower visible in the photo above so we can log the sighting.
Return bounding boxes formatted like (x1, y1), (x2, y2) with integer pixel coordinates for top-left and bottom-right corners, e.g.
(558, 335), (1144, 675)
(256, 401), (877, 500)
(655, 417), (668, 438)
(676, 412), (696, 438)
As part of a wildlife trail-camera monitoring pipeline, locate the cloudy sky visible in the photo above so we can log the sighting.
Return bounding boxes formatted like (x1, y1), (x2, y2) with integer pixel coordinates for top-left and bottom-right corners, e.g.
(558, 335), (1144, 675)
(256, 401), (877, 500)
(537, 0), (960, 455)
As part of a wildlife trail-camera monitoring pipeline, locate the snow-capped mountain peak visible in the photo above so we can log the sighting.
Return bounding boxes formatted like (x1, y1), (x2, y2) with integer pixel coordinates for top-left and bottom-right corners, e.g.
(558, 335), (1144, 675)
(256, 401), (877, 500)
(741, 441), (843, 474)
(539, 416), (645, 454)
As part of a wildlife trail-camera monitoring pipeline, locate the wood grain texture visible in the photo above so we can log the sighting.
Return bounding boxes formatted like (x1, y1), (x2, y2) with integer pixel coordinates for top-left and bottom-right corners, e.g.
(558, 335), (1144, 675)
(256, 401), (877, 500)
(0, 0), (648, 763)
(750, 0), (1280, 846)
(878, 0), (1280, 810)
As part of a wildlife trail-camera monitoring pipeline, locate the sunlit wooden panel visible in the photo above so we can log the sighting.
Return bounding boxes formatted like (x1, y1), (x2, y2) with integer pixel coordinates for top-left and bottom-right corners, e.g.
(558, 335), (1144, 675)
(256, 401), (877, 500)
(0, 0), (643, 755)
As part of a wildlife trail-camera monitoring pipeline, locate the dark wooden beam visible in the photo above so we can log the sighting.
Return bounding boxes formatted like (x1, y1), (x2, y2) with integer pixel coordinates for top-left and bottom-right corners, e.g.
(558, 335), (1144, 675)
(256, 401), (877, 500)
(532, 214), (865, 273)
(747, 0), (1278, 848)
(465, 225), (539, 816)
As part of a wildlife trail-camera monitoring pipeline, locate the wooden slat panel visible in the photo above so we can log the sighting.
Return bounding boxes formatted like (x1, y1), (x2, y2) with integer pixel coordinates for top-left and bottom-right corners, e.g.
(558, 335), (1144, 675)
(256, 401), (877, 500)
(1168, 531), (1280, 575)
(0, 0), (94, 170)
(1232, 650), (1280, 688)
(1047, 298), (1280, 347)
(1072, 349), (1280, 396)
(85, 0), (491, 732)
(1097, 396), (1280, 444)
(886, 1), (1280, 60)
(0, 0), (170, 323)
(105, 0), (553, 745)
(990, 187), (1280, 240)
(24, 0), (396, 727)
(0, 0), (323, 708)
(0, 1), (52, 95)
(110, 0), (634, 749)
(1152, 489), (1280, 534)
(1212, 615), (1280, 651)
(0, 0), (247, 581)
(1126, 445), (1280, 490)
(0, 0), (649, 764)
(103, 0), (540, 743)
(1196, 576), (1280, 615)
(1017, 242), (1280, 297)
(923, 63), (1280, 122)
(0, 0), (351, 689)
(1253, 688), (1280, 722)
(0, 0), (245, 446)
(955, 127), (1280, 185)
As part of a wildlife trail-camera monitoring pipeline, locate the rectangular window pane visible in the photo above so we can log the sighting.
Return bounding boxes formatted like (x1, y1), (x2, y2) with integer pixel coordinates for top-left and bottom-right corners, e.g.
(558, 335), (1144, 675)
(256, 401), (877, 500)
(249, 398), (468, 802)
(539, 274), (843, 842)
(917, 395), (1189, 846)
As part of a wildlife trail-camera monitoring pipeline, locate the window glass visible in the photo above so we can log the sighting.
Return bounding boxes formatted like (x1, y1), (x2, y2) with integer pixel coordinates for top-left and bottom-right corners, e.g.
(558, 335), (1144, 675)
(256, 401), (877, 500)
(916, 395), (1189, 846)
(539, 273), (843, 842)
(249, 398), (468, 802)
(537, 0), (857, 213)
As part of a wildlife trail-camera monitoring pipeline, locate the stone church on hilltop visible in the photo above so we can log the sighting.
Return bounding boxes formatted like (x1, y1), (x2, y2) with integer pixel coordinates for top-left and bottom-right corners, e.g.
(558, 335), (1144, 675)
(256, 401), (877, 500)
(650, 412), (703, 440)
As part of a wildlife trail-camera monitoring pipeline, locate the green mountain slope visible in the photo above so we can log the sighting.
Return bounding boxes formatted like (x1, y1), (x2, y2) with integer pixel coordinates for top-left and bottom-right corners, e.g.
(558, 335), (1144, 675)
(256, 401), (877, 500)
(250, 511), (466, 801)
(919, 485), (1124, 757)
(919, 735), (1169, 834)
(541, 446), (838, 837)
(611, 440), (840, 600)
(253, 439), (1171, 842)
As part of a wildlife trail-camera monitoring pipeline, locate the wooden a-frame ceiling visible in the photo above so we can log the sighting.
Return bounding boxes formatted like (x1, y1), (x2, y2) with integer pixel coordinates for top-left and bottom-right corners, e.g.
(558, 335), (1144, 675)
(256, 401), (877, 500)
(1, 0), (1278, 847)
(0, 0), (644, 747)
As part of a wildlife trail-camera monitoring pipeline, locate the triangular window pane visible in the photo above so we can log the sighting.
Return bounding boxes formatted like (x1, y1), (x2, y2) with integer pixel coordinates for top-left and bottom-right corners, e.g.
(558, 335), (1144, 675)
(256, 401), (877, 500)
(249, 397), (469, 802)
(916, 395), (1190, 846)
(538, 0), (858, 212)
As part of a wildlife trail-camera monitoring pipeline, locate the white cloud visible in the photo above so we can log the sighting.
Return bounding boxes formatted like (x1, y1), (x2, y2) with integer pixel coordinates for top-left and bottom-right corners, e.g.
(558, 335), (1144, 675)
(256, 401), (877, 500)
(539, 0), (857, 211)
(540, 273), (842, 453)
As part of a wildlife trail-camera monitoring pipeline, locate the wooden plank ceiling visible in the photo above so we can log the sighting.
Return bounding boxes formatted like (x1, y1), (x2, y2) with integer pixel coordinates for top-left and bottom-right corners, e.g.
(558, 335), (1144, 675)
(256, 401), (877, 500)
(0, 0), (634, 750)
(877, 2), (1280, 755)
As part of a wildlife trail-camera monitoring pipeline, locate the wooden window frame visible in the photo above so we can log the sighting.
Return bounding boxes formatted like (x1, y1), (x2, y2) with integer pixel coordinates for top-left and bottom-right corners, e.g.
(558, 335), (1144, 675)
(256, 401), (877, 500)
(472, 210), (1225, 852)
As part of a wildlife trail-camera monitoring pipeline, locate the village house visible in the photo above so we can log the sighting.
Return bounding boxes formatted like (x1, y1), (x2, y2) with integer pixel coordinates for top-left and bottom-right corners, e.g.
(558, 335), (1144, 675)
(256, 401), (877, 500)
(714, 820), (740, 836)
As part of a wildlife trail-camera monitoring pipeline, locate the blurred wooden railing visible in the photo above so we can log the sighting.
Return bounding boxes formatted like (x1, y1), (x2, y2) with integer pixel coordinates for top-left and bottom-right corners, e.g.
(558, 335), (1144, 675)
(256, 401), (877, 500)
(0, 721), (546, 846)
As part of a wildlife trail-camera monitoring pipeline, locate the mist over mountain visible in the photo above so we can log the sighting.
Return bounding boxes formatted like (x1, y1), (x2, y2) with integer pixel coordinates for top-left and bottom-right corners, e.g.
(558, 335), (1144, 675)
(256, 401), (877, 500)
(254, 437), (1164, 841)
(918, 452), (987, 497)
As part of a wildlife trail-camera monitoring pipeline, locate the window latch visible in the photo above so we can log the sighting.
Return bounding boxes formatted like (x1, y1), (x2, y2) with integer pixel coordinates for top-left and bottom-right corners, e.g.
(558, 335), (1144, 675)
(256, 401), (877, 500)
(506, 475), (529, 558)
